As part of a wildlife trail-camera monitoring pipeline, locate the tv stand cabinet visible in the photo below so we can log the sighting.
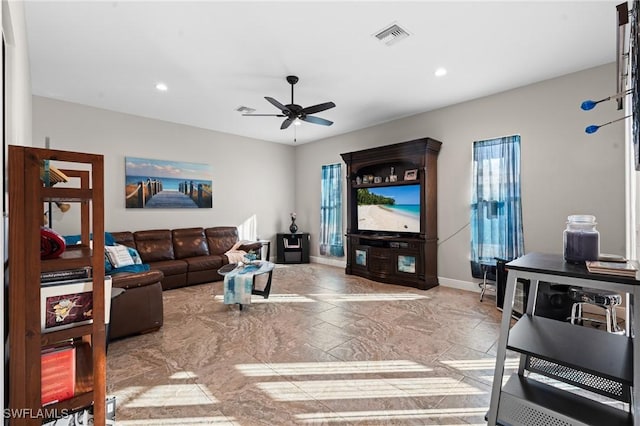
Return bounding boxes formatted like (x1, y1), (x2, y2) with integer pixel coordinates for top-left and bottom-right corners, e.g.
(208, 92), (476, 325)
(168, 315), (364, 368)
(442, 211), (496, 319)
(347, 234), (431, 288)
(341, 138), (442, 290)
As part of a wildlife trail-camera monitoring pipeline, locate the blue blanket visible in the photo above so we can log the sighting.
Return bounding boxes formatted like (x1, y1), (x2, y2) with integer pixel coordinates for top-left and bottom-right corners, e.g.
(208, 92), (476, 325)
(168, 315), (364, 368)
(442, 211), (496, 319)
(223, 264), (260, 305)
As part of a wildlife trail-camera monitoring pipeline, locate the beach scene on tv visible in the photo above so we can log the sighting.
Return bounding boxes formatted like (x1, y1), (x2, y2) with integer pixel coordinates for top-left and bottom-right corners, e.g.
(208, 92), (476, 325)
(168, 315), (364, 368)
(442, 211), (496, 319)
(357, 185), (420, 233)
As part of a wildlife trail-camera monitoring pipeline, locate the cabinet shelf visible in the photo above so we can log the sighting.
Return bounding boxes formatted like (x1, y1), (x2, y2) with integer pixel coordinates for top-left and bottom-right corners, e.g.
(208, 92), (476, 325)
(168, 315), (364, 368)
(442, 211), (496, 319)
(41, 247), (93, 272)
(507, 315), (632, 385)
(44, 391), (94, 414)
(41, 324), (94, 346)
(346, 233), (423, 242)
(41, 186), (93, 202)
(498, 374), (631, 426)
(353, 180), (419, 189)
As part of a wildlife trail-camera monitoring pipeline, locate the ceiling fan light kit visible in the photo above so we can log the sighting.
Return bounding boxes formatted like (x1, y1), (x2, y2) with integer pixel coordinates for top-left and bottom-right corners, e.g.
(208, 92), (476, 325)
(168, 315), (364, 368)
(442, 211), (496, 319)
(243, 75), (335, 130)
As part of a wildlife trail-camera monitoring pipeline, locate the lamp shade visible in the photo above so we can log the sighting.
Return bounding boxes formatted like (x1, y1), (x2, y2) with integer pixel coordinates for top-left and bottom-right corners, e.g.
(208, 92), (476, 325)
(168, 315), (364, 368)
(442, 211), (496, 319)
(55, 202), (71, 213)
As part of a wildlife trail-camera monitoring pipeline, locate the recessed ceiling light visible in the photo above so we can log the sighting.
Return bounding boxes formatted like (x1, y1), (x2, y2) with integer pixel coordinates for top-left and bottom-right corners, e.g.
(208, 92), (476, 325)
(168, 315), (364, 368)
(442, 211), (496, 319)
(155, 82), (168, 92)
(435, 68), (447, 77)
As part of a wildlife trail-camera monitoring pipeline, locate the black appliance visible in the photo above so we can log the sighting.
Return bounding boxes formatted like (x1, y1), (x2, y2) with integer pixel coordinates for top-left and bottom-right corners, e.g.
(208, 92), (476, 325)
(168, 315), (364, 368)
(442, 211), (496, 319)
(496, 258), (572, 321)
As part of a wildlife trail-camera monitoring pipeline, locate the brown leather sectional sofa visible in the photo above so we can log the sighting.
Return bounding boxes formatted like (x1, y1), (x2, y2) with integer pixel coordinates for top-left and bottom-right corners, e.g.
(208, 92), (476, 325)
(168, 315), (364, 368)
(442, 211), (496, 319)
(108, 226), (261, 340)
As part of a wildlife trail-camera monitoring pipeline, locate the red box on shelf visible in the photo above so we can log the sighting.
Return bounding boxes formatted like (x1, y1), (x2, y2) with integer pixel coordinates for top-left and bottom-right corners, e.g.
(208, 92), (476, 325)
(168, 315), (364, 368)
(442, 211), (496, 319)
(41, 345), (76, 405)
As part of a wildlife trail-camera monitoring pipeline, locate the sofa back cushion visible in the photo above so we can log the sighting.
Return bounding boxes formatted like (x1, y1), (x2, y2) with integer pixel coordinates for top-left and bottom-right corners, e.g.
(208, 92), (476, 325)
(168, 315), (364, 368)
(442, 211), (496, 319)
(110, 231), (136, 249)
(172, 228), (210, 259)
(133, 229), (175, 262)
(205, 227), (239, 255)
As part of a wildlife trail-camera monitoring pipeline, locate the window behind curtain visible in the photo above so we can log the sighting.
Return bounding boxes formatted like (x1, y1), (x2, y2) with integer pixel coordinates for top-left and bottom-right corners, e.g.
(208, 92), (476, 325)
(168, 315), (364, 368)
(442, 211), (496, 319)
(470, 135), (524, 277)
(320, 163), (344, 257)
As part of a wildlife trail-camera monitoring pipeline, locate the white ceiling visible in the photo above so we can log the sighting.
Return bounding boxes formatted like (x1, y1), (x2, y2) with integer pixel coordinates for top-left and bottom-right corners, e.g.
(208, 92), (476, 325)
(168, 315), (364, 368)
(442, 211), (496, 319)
(23, 1), (619, 145)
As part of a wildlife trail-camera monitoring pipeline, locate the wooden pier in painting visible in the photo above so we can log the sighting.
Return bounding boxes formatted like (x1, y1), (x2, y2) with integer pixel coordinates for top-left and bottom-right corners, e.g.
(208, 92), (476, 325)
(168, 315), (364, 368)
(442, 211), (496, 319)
(125, 177), (212, 208)
(144, 191), (198, 208)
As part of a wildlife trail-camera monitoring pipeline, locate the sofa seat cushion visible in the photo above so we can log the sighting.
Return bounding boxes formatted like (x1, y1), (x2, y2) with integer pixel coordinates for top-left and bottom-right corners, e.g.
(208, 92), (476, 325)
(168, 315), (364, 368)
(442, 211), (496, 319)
(184, 255), (225, 272)
(111, 269), (164, 290)
(149, 259), (188, 276)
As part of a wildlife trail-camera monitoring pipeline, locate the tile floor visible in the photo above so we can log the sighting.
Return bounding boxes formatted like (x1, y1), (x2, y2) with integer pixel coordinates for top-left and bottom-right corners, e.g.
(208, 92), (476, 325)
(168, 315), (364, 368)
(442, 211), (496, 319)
(106, 263), (514, 425)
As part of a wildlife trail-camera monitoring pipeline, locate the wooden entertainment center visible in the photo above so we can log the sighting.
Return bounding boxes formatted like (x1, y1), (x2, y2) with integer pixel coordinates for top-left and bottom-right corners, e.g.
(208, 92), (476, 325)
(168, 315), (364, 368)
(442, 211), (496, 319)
(341, 138), (442, 290)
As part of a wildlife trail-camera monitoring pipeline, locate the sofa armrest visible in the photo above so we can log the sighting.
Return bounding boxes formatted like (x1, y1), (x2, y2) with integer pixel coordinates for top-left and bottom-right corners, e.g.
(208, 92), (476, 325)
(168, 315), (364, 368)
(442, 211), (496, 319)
(111, 269), (164, 290)
(238, 241), (263, 255)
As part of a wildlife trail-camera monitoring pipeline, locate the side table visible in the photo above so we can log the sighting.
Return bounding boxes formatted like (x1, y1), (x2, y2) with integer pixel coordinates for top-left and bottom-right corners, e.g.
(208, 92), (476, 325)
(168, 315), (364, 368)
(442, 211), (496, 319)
(258, 239), (271, 261)
(276, 233), (310, 263)
(488, 252), (638, 425)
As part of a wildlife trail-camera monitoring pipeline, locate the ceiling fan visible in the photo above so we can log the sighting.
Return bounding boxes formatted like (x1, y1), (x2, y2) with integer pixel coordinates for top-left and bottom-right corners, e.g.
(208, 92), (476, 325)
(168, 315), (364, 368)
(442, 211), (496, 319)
(243, 75), (336, 130)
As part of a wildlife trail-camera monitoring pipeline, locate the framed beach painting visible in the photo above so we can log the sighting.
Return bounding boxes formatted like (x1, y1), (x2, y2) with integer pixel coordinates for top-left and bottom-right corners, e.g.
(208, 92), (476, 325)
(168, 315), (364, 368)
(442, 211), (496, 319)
(125, 157), (213, 208)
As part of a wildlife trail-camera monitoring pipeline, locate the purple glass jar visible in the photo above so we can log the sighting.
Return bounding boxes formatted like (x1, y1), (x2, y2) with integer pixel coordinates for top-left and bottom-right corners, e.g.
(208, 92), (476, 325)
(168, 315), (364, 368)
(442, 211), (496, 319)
(563, 215), (600, 263)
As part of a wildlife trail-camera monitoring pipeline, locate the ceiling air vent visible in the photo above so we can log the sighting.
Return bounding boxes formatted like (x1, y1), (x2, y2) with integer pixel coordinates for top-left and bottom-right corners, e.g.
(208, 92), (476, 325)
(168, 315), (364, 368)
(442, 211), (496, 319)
(374, 23), (410, 46)
(235, 106), (256, 114)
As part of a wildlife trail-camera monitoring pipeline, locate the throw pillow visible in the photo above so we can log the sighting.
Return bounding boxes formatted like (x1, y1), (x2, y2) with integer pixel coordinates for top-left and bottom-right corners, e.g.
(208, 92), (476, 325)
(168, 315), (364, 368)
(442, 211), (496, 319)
(64, 232), (116, 246)
(105, 254), (113, 273)
(127, 247), (143, 265)
(105, 244), (135, 268)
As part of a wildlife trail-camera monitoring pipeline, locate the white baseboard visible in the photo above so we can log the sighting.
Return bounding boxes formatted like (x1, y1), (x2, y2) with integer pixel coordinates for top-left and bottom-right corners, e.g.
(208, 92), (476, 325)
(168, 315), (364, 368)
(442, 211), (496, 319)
(307, 260), (481, 295)
(438, 276), (481, 293)
(310, 256), (346, 268)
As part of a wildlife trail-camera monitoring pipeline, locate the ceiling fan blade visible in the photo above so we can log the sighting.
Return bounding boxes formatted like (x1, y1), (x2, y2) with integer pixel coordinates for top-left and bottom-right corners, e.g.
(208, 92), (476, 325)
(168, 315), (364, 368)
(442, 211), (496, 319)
(265, 96), (290, 113)
(301, 101), (336, 115)
(301, 115), (333, 126)
(242, 114), (286, 117)
(280, 118), (293, 129)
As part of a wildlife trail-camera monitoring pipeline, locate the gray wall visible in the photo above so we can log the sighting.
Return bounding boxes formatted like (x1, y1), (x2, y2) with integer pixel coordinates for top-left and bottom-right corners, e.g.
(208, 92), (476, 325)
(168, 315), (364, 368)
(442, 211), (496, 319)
(2, 0), (33, 414)
(31, 63), (625, 289)
(297, 63), (625, 288)
(32, 96), (295, 246)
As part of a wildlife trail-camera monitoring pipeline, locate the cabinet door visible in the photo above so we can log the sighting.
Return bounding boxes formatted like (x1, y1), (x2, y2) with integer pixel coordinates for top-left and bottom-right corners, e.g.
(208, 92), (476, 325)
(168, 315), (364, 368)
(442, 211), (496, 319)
(369, 248), (394, 275)
(352, 246), (370, 272)
(394, 251), (420, 278)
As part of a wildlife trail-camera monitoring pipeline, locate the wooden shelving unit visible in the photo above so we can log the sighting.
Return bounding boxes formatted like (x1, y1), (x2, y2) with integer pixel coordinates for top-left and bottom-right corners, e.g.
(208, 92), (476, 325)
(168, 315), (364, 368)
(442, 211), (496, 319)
(8, 146), (105, 425)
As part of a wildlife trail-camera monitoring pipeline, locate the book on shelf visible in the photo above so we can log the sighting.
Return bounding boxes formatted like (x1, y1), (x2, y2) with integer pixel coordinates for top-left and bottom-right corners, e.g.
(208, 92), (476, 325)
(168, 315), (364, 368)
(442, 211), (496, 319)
(42, 396), (116, 426)
(41, 266), (92, 284)
(41, 344), (76, 406)
(585, 260), (639, 278)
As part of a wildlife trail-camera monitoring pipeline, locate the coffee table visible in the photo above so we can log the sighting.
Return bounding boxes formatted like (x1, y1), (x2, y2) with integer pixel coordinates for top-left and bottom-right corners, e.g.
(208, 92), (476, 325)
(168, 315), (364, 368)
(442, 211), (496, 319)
(218, 261), (275, 310)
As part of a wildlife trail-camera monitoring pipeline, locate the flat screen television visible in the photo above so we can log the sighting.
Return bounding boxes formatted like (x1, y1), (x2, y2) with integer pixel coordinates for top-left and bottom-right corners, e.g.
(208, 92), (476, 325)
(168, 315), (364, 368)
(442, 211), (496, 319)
(357, 184), (421, 234)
